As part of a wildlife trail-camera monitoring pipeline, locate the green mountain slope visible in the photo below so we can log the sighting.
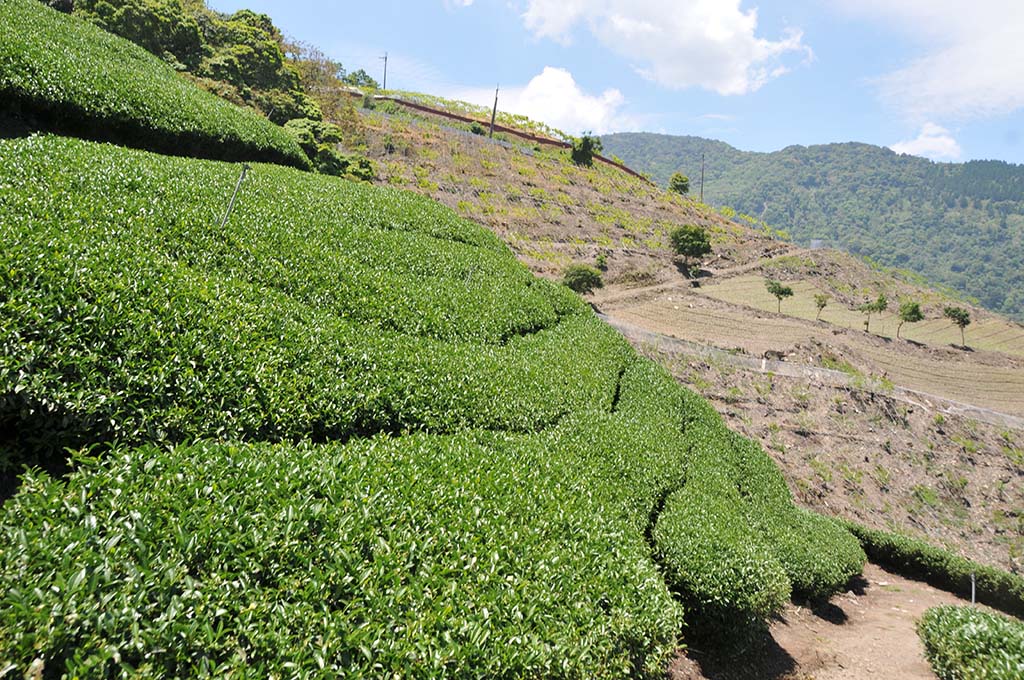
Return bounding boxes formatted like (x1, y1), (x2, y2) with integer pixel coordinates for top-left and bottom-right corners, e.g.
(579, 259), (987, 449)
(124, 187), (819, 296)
(0, 0), (308, 168)
(603, 132), (1024, 321)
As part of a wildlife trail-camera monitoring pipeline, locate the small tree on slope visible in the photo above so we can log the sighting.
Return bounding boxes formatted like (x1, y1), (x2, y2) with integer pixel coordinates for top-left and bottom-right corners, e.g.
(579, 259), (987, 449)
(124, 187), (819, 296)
(859, 294), (888, 334)
(669, 225), (712, 276)
(944, 306), (971, 347)
(897, 300), (924, 339)
(766, 280), (794, 313)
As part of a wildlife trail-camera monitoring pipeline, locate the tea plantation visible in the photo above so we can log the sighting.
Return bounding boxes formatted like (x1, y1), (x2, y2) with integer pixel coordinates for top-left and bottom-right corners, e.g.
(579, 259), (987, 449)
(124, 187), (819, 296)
(0, 0), (308, 169)
(0, 133), (866, 676)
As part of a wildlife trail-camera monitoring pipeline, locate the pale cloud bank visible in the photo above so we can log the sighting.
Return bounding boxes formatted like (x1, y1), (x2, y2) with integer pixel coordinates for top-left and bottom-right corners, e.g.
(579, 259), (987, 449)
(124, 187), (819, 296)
(452, 66), (635, 135)
(890, 123), (962, 161)
(520, 0), (811, 95)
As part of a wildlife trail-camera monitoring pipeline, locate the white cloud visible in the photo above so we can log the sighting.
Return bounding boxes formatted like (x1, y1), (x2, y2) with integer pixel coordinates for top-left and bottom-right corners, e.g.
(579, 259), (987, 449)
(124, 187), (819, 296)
(890, 123), (962, 160)
(833, 0), (1024, 122)
(520, 0), (811, 95)
(452, 67), (635, 135)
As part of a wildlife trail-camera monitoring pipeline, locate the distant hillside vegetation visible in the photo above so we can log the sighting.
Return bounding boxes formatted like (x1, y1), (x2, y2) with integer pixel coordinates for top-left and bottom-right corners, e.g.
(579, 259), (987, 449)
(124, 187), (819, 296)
(603, 133), (1024, 321)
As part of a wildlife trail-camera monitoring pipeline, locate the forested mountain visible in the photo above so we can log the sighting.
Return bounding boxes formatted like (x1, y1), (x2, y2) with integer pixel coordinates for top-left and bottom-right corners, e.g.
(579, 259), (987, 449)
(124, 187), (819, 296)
(603, 133), (1024, 321)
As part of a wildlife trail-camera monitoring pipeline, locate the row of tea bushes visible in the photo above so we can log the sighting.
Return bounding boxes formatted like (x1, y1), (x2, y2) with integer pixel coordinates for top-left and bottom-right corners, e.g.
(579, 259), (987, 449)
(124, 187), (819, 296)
(918, 606), (1024, 679)
(843, 521), (1024, 618)
(0, 434), (685, 678)
(0, 0), (308, 168)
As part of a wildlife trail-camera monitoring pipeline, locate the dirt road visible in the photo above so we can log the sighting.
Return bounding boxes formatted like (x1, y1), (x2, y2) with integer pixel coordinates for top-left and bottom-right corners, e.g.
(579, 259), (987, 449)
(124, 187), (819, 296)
(669, 562), (990, 680)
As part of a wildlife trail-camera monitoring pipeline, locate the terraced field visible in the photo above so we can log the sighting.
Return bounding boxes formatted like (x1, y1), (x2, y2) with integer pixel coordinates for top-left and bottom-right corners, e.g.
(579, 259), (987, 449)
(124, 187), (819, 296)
(701, 275), (1024, 357)
(600, 286), (1024, 417)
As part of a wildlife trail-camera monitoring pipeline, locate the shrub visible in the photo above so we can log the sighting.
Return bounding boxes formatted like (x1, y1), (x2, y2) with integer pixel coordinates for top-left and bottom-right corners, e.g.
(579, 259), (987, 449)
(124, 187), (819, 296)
(841, 521), (1024, 617)
(669, 172), (690, 195)
(563, 264), (604, 293)
(0, 0), (309, 169)
(918, 606), (1024, 679)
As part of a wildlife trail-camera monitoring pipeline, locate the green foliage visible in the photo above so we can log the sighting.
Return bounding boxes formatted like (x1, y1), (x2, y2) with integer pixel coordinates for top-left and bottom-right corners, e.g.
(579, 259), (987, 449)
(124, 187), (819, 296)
(602, 133), (1024, 322)
(0, 135), (867, 674)
(63, 0), (322, 124)
(1, 0), (308, 169)
(669, 171), (690, 195)
(314, 145), (375, 181)
(563, 264), (604, 293)
(944, 305), (972, 346)
(766, 280), (795, 312)
(897, 300), (924, 338)
(571, 133), (603, 167)
(342, 67), (378, 88)
(595, 252), (609, 271)
(842, 521), (1024, 617)
(919, 606), (1024, 679)
(814, 293), (829, 320)
(668, 225), (712, 271)
(0, 434), (684, 677)
(76, 0), (204, 69)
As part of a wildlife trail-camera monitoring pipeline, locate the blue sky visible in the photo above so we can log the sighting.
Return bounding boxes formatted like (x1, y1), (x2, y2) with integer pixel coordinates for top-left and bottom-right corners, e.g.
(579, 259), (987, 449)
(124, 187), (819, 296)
(210, 0), (1024, 164)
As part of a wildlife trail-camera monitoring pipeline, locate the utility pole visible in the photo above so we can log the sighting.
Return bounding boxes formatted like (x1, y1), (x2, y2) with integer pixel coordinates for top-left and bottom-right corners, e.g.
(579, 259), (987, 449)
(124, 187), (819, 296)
(700, 152), (705, 203)
(380, 52), (388, 91)
(489, 85), (499, 138)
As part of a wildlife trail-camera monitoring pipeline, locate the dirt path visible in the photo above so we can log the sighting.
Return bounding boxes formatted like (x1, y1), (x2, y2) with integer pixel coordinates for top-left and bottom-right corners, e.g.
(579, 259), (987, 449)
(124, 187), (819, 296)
(669, 562), (988, 680)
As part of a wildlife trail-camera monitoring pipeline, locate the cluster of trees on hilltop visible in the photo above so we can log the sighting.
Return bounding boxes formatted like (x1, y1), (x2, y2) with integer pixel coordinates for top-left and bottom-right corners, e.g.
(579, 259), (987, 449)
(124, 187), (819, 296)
(603, 133), (1024, 322)
(40, 0), (377, 124)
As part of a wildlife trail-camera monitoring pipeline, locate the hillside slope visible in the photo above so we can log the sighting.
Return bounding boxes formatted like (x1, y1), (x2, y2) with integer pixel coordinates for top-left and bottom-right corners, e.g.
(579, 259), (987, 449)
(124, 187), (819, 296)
(345, 99), (1024, 576)
(603, 132), (1024, 321)
(0, 134), (869, 676)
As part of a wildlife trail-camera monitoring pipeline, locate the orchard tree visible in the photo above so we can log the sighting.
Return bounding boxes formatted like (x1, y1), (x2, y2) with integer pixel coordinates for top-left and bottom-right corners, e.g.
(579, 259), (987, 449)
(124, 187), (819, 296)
(669, 172), (690, 195)
(944, 305), (971, 346)
(897, 300), (924, 339)
(858, 294), (888, 333)
(766, 280), (794, 313)
(814, 293), (829, 321)
(669, 225), (712, 275)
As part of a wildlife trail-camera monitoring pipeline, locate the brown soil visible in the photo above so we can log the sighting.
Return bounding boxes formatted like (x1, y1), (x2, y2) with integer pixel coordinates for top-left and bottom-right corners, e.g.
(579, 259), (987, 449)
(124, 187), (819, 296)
(669, 562), (988, 680)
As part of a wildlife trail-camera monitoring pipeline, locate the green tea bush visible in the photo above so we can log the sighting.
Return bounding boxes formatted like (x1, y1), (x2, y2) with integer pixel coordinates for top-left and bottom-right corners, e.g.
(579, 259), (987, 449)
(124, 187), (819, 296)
(0, 134), (869, 675)
(918, 606), (1024, 679)
(843, 522), (1024, 617)
(0, 435), (685, 677)
(0, 0), (309, 168)
(0, 135), (624, 470)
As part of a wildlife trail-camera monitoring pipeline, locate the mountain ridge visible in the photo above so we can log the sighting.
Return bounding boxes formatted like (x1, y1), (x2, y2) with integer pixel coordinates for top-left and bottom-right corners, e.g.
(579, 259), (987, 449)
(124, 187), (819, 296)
(604, 131), (1024, 321)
